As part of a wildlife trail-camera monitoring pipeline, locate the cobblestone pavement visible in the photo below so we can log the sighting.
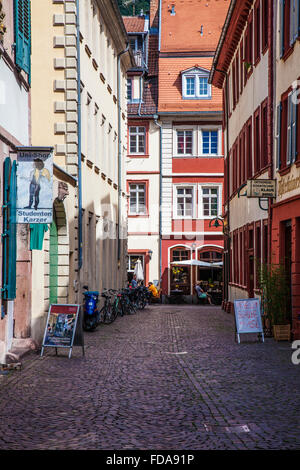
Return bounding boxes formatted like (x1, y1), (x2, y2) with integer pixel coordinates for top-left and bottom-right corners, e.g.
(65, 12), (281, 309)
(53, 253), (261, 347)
(0, 304), (300, 450)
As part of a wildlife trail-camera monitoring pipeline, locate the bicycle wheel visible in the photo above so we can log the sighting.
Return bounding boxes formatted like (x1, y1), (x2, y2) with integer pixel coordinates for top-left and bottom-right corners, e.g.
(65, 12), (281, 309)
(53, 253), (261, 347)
(102, 305), (115, 324)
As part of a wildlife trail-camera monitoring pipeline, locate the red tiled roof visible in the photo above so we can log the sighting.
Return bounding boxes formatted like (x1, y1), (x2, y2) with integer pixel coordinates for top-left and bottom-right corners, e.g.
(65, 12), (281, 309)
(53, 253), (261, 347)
(160, 0), (230, 53)
(158, 57), (222, 113)
(123, 16), (146, 33)
(128, 76), (158, 116)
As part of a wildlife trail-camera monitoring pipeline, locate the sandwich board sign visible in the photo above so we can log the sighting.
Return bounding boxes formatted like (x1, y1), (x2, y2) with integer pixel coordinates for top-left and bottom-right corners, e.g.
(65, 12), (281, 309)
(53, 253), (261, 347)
(41, 304), (84, 358)
(234, 298), (264, 344)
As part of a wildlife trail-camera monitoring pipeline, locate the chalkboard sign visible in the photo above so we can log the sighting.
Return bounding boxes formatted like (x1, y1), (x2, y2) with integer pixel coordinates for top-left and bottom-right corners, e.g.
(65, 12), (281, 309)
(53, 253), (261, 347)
(234, 298), (264, 344)
(41, 304), (84, 358)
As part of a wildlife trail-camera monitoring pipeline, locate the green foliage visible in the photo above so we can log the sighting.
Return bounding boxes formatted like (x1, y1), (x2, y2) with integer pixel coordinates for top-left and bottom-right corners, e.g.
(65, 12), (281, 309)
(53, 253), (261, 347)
(258, 262), (290, 325)
(118, 0), (150, 16)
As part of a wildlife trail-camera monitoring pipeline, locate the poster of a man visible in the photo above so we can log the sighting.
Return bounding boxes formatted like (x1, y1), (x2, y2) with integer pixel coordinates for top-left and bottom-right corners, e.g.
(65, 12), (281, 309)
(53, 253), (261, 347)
(25, 159), (51, 210)
(16, 147), (53, 224)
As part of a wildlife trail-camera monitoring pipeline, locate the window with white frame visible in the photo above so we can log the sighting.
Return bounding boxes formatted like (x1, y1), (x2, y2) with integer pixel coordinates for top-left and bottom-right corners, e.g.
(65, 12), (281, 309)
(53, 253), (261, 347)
(128, 254), (144, 272)
(175, 186), (194, 218)
(129, 183), (146, 215)
(129, 126), (145, 154)
(177, 130), (193, 155)
(127, 79), (132, 102)
(200, 187), (219, 218)
(182, 68), (211, 99)
(201, 130), (219, 155)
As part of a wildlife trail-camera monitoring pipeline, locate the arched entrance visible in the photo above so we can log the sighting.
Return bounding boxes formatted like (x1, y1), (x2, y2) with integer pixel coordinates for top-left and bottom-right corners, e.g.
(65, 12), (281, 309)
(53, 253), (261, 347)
(197, 247), (223, 304)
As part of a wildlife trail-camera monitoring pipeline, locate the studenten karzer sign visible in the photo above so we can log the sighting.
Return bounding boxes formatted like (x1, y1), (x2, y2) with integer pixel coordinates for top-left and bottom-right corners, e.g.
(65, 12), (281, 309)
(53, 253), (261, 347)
(16, 147), (53, 224)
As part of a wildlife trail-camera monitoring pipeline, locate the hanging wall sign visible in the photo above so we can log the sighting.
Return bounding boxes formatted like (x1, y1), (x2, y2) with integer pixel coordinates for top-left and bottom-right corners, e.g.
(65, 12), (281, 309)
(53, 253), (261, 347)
(16, 146), (53, 224)
(234, 298), (264, 344)
(41, 304), (84, 359)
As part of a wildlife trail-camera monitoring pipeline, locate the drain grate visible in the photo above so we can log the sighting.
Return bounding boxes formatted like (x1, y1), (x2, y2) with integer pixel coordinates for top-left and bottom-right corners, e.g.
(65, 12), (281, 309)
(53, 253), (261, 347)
(204, 423), (250, 433)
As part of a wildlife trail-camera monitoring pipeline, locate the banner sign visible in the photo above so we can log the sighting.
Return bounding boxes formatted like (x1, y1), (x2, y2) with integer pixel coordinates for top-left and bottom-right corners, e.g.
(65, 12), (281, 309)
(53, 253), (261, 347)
(234, 298), (264, 344)
(16, 146), (53, 224)
(247, 179), (276, 198)
(41, 304), (84, 358)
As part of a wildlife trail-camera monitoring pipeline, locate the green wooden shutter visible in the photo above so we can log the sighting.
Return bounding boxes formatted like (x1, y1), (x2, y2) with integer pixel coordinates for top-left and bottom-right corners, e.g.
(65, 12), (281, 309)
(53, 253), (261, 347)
(49, 218), (58, 305)
(14, 0), (31, 77)
(2, 158), (17, 300)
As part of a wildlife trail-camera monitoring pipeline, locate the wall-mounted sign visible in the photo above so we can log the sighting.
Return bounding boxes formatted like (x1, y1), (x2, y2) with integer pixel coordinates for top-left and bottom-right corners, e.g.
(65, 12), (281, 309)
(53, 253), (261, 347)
(247, 179), (276, 198)
(234, 298), (264, 344)
(16, 147), (53, 224)
(41, 304), (84, 359)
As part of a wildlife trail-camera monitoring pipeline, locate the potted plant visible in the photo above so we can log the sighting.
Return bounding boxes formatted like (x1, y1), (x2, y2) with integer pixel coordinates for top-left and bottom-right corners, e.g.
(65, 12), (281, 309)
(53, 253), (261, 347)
(258, 262), (291, 341)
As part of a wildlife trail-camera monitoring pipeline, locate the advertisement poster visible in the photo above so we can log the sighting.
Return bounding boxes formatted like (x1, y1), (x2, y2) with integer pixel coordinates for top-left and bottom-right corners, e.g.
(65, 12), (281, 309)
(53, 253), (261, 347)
(16, 147), (53, 224)
(234, 298), (264, 344)
(41, 305), (82, 358)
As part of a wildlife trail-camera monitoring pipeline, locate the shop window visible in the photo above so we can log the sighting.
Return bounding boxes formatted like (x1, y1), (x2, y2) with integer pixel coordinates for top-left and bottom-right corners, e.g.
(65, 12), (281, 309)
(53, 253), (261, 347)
(171, 248), (191, 294)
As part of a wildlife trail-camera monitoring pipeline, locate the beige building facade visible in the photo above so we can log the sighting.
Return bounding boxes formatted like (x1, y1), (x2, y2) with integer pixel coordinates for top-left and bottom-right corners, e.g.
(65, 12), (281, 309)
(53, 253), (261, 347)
(30, 0), (133, 345)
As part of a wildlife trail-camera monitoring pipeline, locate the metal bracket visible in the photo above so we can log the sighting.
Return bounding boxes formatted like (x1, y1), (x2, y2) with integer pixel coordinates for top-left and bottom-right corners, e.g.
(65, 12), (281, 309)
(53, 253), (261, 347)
(258, 198), (269, 211)
(237, 183), (247, 198)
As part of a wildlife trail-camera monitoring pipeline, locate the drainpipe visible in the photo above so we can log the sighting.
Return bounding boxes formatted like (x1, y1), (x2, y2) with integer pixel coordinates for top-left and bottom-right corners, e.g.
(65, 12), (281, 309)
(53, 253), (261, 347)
(154, 115), (162, 286)
(212, 67), (230, 306)
(76, 0), (82, 272)
(117, 43), (129, 267)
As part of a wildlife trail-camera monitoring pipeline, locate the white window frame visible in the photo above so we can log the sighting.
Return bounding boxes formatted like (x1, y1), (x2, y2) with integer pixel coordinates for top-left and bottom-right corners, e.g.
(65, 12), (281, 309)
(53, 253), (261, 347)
(173, 125), (197, 157)
(198, 184), (222, 219)
(199, 126), (222, 157)
(173, 184), (197, 219)
(129, 183), (147, 215)
(128, 254), (144, 273)
(182, 70), (212, 99)
(129, 126), (146, 155)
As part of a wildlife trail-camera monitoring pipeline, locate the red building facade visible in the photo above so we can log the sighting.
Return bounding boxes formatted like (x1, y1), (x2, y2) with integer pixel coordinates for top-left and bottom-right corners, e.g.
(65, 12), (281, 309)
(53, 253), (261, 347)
(158, 0), (229, 301)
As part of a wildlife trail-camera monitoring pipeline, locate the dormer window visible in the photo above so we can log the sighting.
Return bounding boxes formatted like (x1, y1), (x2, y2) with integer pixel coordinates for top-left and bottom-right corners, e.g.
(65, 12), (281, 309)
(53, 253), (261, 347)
(182, 67), (211, 99)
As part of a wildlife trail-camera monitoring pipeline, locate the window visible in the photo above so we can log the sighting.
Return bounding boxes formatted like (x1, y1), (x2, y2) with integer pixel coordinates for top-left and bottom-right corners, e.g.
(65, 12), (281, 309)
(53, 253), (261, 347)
(201, 187), (219, 218)
(262, 0), (269, 51)
(182, 68), (211, 99)
(175, 186), (194, 218)
(287, 89), (297, 165)
(254, 108), (261, 174)
(127, 79), (132, 102)
(129, 126), (145, 154)
(172, 249), (190, 262)
(129, 183), (146, 215)
(279, 0), (299, 57)
(128, 255), (144, 272)
(186, 77), (195, 96)
(14, 0), (31, 77)
(202, 130), (218, 155)
(254, 1), (261, 63)
(177, 130), (193, 155)
(199, 77), (209, 96)
(261, 99), (268, 167)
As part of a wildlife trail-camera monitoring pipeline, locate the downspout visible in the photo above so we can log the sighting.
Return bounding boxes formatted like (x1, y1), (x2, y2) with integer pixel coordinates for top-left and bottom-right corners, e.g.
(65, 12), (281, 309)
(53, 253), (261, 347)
(76, 0), (82, 272)
(117, 43), (130, 266)
(212, 67), (230, 307)
(154, 115), (162, 286)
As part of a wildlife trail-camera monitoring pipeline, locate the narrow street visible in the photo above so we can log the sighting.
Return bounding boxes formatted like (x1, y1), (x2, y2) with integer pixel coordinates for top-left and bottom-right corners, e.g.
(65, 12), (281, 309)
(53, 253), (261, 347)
(0, 305), (299, 450)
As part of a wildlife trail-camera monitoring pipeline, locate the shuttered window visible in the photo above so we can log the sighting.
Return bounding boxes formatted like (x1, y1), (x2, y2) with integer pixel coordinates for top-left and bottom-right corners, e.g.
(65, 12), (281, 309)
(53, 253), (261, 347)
(276, 103), (282, 169)
(2, 158), (17, 301)
(14, 0), (31, 77)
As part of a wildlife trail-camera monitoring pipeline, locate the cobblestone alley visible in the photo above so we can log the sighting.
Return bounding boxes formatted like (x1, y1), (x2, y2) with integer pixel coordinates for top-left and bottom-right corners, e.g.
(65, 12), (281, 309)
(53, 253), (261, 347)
(0, 305), (299, 450)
